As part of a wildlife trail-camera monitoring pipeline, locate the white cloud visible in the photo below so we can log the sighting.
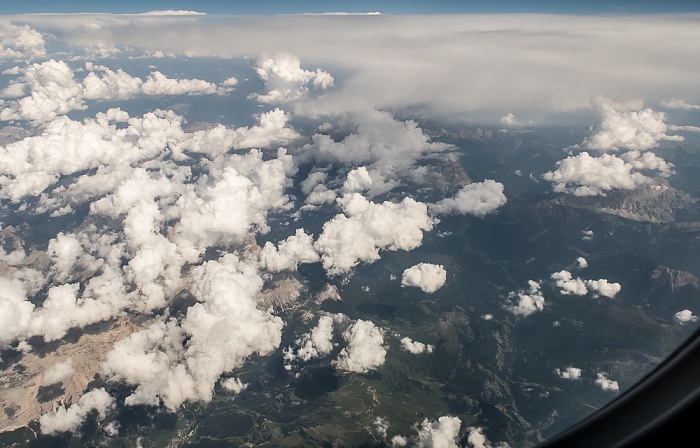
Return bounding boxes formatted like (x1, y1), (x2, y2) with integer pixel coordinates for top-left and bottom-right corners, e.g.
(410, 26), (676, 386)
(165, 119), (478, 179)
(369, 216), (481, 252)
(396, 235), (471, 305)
(373, 416), (390, 439)
(414, 416), (462, 448)
(101, 254), (284, 410)
(551, 270), (621, 298)
(401, 263), (447, 294)
(178, 108), (300, 158)
(0, 59), (85, 124)
(0, 61), (225, 124)
(674, 309), (698, 324)
(220, 377), (247, 394)
(221, 76), (238, 86)
(81, 63), (143, 100)
(543, 150), (672, 197)
(0, 23), (46, 61)
(595, 372), (619, 392)
(400, 336), (433, 354)
(39, 388), (114, 435)
(253, 53), (334, 103)
(467, 426), (509, 448)
(342, 166), (374, 193)
(284, 315), (336, 367)
(141, 70), (218, 95)
(42, 359), (75, 385)
(259, 229), (320, 272)
(430, 180), (507, 217)
(505, 280), (545, 317)
(661, 98), (700, 110)
(297, 109), (449, 196)
(577, 257), (588, 269)
(392, 435), (408, 447)
(551, 270), (588, 296)
(335, 319), (386, 373)
(555, 366), (582, 380)
(585, 278), (621, 298)
(583, 102), (683, 152)
(500, 113), (520, 127)
(315, 193), (435, 275)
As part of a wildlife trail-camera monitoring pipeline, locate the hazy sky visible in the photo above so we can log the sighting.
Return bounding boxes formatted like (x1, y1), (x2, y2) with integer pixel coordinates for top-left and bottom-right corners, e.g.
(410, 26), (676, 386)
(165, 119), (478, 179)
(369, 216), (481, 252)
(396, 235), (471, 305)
(2, 0), (700, 15)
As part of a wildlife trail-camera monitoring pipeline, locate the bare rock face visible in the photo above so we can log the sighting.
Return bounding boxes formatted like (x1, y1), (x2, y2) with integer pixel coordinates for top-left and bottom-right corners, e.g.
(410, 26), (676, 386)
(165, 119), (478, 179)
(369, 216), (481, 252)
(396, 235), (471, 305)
(427, 156), (473, 194)
(0, 125), (31, 146)
(554, 181), (695, 224)
(651, 266), (700, 292)
(0, 318), (145, 434)
(260, 276), (305, 311)
(313, 284), (342, 305)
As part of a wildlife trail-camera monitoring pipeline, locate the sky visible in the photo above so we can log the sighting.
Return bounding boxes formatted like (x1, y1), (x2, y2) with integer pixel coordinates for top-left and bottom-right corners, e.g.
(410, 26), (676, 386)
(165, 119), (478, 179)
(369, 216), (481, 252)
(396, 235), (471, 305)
(1, 2), (700, 444)
(2, 0), (700, 15)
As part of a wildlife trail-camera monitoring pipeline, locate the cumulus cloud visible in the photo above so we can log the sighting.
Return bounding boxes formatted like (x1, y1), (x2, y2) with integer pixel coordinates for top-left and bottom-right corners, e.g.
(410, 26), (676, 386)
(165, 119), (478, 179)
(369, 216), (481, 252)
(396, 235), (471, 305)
(505, 280), (545, 317)
(253, 53), (334, 103)
(0, 59), (85, 123)
(401, 263), (447, 294)
(284, 314), (337, 368)
(259, 229), (320, 272)
(335, 319), (386, 373)
(577, 257), (588, 269)
(414, 416), (462, 448)
(177, 108), (300, 158)
(39, 388), (114, 435)
(595, 372), (620, 392)
(555, 366), (582, 380)
(430, 180), (507, 217)
(373, 416), (390, 439)
(467, 426), (509, 448)
(583, 102), (683, 152)
(674, 309), (698, 324)
(551, 270), (588, 296)
(42, 359), (75, 386)
(660, 98), (700, 110)
(400, 336), (434, 354)
(0, 275), (35, 348)
(543, 150), (673, 197)
(297, 109), (449, 196)
(141, 70), (217, 95)
(315, 193), (435, 275)
(585, 278), (621, 298)
(342, 166), (374, 193)
(101, 254), (284, 410)
(220, 377), (247, 394)
(81, 62), (143, 100)
(500, 113), (520, 127)
(0, 23), (46, 61)
(551, 270), (621, 298)
(0, 60), (225, 124)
